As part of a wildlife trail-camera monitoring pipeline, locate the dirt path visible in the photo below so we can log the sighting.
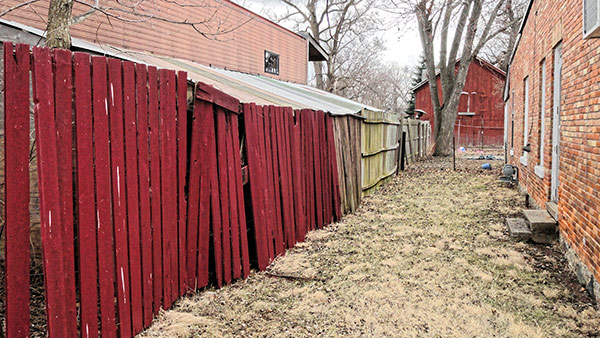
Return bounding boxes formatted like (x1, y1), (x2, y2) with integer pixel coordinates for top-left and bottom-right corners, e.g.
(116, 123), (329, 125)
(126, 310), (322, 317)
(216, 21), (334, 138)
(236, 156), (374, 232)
(141, 157), (599, 337)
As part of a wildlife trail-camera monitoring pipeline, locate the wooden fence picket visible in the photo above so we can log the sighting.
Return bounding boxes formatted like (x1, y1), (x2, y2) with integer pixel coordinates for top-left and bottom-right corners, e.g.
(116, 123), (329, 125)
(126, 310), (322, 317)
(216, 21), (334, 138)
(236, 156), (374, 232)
(230, 114), (251, 278)
(92, 55), (118, 337)
(177, 71), (188, 295)
(4, 42), (31, 338)
(326, 115), (342, 220)
(135, 63), (154, 327)
(107, 57), (132, 338)
(123, 60), (144, 334)
(196, 100), (215, 289)
(225, 112), (242, 280)
(290, 110), (306, 242)
(74, 52), (100, 338)
(215, 106), (233, 285)
(243, 103), (269, 270)
(32, 46), (69, 337)
(52, 49), (78, 337)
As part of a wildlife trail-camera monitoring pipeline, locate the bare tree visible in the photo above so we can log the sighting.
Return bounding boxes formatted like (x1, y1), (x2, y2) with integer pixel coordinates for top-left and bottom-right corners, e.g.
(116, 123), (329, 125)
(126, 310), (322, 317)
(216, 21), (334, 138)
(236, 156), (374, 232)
(480, 0), (528, 71)
(279, 0), (384, 92)
(393, 0), (512, 156)
(337, 38), (412, 114)
(1, 0), (252, 48)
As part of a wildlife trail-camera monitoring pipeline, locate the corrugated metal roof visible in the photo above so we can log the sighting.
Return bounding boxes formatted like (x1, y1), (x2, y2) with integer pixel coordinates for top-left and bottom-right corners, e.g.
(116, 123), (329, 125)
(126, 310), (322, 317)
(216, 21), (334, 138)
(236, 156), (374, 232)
(1, 18), (383, 116)
(147, 55), (381, 116)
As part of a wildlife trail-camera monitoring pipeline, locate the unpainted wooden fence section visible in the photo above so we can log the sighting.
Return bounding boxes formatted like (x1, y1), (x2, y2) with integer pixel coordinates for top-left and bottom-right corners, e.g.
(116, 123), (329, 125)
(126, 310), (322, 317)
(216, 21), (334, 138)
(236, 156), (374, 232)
(402, 118), (431, 164)
(360, 110), (431, 195)
(361, 110), (400, 194)
(331, 115), (362, 214)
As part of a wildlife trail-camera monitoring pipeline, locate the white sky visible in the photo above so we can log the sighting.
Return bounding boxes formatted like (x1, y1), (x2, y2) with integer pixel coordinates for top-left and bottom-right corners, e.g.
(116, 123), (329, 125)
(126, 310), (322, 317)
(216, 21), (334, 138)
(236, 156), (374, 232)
(233, 0), (423, 67)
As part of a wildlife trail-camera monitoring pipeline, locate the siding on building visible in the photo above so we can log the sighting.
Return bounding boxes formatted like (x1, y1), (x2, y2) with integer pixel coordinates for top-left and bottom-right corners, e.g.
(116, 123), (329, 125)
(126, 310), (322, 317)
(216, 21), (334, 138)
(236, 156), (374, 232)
(507, 0), (600, 294)
(0, 0), (309, 84)
(414, 59), (506, 147)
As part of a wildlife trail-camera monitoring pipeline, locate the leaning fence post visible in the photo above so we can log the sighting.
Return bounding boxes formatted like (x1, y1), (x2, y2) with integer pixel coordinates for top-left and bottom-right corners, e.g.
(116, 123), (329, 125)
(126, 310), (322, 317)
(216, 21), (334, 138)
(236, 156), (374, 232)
(400, 131), (407, 172)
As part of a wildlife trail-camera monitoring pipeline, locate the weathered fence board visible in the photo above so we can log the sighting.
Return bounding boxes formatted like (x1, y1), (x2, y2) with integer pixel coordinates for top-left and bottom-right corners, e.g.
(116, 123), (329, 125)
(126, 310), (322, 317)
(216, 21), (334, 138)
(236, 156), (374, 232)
(216, 106), (232, 284)
(124, 60), (144, 334)
(4, 42), (31, 338)
(107, 57), (132, 338)
(231, 114), (251, 278)
(92, 55), (118, 338)
(32, 46), (70, 337)
(53, 49), (78, 336)
(148, 65), (163, 316)
(135, 63), (154, 327)
(177, 71), (188, 295)
(73, 51), (99, 338)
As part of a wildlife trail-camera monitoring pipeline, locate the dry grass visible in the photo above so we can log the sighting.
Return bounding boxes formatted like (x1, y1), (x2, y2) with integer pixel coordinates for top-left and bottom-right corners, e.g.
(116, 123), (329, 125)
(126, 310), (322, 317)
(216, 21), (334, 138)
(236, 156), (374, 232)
(140, 155), (600, 337)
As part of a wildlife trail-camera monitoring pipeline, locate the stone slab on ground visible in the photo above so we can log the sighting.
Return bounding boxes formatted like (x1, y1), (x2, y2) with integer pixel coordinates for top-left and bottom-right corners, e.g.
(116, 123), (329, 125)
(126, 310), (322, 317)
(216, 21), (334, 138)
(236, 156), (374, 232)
(506, 218), (531, 240)
(524, 209), (557, 233)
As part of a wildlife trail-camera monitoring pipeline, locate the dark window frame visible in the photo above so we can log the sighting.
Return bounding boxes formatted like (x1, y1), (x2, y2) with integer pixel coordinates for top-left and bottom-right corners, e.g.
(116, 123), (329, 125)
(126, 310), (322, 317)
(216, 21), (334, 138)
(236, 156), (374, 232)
(264, 50), (280, 75)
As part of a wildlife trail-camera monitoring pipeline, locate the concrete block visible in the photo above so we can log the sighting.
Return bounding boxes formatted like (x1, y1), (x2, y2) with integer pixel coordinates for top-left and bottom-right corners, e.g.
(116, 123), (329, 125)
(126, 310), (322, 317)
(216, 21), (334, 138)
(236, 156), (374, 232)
(523, 209), (557, 233)
(506, 218), (531, 240)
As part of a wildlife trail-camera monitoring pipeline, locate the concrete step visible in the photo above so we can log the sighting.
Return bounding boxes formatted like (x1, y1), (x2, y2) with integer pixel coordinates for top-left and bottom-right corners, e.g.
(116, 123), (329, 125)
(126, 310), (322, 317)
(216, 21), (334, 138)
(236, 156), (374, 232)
(506, 218), (531, 241)
(546, 201), (558, 221)
(523, 209), (558, 244)
(523, 209), (557, 232)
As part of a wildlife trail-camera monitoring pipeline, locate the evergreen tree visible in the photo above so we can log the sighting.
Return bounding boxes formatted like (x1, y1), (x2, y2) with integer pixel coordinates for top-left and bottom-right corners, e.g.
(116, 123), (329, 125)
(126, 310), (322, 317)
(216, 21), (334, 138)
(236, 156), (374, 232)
(405, 54), (426, 116)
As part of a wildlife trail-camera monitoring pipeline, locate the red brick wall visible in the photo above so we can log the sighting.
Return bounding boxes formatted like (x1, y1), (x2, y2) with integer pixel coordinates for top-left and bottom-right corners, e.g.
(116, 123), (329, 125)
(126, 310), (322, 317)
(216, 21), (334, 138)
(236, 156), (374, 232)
(508, 0), (600, 284)
(415, 60), (506, 147)
(0, 0), (308, 84)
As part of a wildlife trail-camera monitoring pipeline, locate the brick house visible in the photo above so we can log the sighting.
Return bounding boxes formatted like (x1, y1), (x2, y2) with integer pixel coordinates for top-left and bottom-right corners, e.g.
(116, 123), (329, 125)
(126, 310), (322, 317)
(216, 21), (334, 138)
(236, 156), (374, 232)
(505, 0), (600, 299)
(0, 0), (327, 84)
(413, 57), (506, 147)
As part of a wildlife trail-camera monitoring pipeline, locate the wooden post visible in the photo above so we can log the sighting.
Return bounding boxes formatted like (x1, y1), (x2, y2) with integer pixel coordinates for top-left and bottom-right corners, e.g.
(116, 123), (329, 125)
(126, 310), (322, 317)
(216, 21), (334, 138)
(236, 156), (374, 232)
(453, 134), (456, 171)
(400, 131), (407, 172)
(406, 120), (414, 163)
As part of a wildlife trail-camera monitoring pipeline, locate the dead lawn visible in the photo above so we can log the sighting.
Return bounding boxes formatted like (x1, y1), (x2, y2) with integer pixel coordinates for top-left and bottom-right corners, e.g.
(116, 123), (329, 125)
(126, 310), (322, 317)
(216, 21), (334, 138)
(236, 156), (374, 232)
(140, 155), (600, 337)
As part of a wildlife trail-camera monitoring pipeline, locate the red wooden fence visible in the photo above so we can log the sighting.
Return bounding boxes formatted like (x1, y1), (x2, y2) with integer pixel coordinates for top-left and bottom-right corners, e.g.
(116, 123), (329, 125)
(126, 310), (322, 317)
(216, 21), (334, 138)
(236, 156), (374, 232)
(243, 104), (341, 269)
(2, 43), (341, 337)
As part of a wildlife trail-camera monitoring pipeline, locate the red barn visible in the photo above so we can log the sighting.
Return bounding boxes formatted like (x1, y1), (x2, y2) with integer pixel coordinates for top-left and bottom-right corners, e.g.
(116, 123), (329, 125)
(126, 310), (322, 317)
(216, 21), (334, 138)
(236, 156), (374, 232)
(413, 57), (506, 148)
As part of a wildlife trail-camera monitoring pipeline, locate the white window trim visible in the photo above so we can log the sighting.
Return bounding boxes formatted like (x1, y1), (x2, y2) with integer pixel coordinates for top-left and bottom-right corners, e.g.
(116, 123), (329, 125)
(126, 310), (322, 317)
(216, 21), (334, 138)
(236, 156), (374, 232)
(583, 0), (600, 38)
(539, 60), (547, 169)
(520, 155), (528, 166)
(534, 165), (545, 178)
(523, 77), (530, 159)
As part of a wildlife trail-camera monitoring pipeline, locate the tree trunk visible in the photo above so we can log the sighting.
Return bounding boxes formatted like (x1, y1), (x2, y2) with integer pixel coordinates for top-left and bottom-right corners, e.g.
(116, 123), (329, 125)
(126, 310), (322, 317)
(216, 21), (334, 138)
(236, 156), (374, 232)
(313, 61), (324, 90)
(434, 96), (461, 156)
(46, 0), (73, 49)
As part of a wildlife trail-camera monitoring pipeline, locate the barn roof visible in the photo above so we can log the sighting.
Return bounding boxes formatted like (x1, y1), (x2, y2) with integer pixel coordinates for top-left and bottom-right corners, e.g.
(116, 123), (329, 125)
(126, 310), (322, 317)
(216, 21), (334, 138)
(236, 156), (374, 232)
(410, 56), (507, 92)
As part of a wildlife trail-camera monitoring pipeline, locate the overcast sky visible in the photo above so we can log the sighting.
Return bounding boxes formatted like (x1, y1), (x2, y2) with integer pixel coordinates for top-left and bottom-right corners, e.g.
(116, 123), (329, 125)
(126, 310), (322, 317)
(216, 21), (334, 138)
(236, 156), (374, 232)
(232, 0), (423, 67)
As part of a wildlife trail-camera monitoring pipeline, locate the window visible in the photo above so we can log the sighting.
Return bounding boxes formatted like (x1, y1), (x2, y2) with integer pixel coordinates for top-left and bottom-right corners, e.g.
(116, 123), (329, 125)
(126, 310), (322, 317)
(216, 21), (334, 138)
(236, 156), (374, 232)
(511, 90), (515, 154)
(521, 77), (529, 166)
(584, 0), (600, 38)
(535, 60), (547, 178)
(264, 50), (279, 75)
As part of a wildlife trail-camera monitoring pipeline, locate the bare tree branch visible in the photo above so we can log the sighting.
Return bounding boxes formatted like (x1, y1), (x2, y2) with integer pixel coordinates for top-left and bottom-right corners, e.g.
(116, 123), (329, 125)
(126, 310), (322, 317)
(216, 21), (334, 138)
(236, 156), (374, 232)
(0, 0), (40, 17)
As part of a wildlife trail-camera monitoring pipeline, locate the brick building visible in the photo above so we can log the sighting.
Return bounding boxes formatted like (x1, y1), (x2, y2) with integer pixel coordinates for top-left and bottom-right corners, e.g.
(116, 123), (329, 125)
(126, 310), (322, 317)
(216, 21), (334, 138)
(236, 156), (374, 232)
(505, 0), (600, 299)
(413, 57), (506, 147)
(0, 0), (326, 84)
